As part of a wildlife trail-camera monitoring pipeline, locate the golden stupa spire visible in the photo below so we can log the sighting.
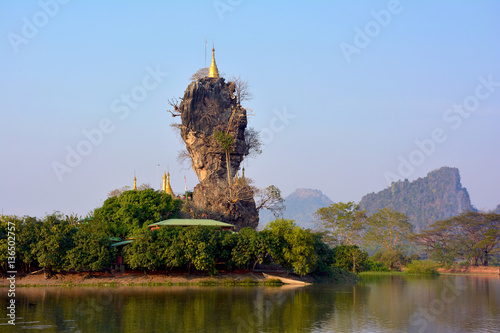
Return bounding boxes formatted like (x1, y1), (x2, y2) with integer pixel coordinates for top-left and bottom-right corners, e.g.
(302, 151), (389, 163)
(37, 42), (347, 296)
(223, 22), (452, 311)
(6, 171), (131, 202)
(162, 172), (167, 192)
(163, 171), (174, 196)
(133, 174), (137, 190)
(208, 46), (219, 78)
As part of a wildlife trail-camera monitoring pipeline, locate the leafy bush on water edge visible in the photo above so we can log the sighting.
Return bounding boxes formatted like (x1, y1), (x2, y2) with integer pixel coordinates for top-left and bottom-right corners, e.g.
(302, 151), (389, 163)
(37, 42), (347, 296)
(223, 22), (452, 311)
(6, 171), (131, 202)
(405, 260), (440, 276)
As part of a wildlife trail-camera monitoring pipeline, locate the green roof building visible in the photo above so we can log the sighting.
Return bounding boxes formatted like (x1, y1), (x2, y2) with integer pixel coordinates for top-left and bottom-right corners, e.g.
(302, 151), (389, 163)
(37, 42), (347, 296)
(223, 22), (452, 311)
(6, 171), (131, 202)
(148, 219), (235, 231)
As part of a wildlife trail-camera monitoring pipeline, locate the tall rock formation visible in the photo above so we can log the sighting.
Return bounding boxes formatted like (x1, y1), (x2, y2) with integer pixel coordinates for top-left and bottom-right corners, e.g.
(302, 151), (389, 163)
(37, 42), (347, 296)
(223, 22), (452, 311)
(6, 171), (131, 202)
(177, 76), (258, 230)
(360, 167), (476, 230)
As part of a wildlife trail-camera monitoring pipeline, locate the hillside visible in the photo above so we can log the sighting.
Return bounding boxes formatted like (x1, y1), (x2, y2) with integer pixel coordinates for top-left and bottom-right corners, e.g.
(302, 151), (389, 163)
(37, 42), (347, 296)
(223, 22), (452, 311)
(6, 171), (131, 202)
(259, 188), (333, 230)
(359, 167), (475, 230)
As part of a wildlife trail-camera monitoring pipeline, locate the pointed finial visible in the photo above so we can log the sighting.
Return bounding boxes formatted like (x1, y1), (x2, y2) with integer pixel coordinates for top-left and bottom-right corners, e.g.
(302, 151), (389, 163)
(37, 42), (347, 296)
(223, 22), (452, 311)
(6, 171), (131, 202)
(165, 171), (174, 196)
(133, 174), (137, 190)
(208, 46), (219, 78)
(162, 172), (167, 192)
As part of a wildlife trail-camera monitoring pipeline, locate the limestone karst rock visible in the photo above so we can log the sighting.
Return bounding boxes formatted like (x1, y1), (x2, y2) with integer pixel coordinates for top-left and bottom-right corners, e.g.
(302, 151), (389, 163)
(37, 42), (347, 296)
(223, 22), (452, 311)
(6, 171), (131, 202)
(359, 167), (476, 230)
(176, 77), (258, 230)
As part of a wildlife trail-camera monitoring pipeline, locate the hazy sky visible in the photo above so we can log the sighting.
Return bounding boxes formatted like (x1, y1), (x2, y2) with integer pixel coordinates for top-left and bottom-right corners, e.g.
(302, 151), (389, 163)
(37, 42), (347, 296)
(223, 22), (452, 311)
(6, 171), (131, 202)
(1, 0), (499, 218)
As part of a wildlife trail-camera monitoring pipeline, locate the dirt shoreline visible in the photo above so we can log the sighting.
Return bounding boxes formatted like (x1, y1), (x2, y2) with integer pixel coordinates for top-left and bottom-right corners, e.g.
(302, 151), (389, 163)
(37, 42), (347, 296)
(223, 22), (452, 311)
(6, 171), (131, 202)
(437, 266), (500, 275)
(0, 270), (316, 287)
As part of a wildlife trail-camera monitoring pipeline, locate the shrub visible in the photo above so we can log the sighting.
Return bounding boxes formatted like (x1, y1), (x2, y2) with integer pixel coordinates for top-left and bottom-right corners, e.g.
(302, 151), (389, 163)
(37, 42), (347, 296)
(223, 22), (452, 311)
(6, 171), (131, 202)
(405, 260), (440, 276)
(365, 258), (390, 272)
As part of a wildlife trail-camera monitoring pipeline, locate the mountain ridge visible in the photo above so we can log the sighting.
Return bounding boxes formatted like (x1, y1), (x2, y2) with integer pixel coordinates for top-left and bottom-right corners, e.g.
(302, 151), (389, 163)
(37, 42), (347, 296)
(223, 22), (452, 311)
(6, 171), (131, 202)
(359, 166), (475, 230)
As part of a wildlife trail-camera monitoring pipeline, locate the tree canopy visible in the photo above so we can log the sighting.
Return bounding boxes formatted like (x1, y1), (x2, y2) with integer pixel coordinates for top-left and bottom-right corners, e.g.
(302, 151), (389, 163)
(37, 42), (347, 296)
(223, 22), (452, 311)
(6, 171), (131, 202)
(414, 211), (500, 266)
(364, 207), (415, 253)
(314, 201), (366, 247)
(93, 188), (182, 238)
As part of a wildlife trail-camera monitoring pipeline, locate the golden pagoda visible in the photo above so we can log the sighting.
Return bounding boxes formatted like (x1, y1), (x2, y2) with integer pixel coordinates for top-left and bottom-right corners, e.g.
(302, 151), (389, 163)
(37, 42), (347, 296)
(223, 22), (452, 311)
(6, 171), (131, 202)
(208, 47), (219, 78)
(163, 171), (174, 196)
(133, 175), (137, 190)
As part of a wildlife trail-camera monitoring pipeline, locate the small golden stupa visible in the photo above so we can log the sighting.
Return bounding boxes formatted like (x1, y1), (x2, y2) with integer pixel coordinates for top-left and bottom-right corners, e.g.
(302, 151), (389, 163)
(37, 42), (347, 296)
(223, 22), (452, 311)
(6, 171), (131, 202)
(208, 47), (219, 78)
(163, 171), (174, 196)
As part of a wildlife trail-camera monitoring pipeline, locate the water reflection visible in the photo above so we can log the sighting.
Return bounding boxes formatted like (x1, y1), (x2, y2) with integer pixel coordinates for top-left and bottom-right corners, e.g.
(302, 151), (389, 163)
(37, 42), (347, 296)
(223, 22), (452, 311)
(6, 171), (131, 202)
(1, 275), (499, 333)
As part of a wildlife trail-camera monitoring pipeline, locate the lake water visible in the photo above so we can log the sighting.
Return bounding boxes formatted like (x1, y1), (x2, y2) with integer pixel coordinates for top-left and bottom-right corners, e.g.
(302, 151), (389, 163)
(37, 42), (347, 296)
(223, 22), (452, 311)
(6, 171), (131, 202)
(1, 275), (499, 332)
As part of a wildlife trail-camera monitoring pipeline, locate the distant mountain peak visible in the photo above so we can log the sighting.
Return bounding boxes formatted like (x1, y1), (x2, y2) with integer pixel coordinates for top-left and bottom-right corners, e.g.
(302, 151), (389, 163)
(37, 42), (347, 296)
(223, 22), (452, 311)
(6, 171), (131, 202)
(360, 166), (475, 230)
(288, 188), (330, 199)
(258, 188), (333, 230)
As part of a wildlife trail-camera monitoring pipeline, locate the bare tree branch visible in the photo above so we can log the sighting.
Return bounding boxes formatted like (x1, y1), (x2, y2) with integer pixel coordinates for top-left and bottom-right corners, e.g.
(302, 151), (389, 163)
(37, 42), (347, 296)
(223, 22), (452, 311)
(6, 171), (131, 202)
(167, 97), (182, 117)
(245, 127), (262, 159)
(177, 149), (193, 170)
(190, 67), (209, 81)
(229, 75), (254, 105)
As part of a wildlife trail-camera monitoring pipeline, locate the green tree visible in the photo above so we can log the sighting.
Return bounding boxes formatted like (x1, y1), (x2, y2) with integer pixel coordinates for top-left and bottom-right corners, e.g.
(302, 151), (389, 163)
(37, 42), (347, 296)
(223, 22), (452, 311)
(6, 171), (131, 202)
(35, 213), (77, 277)
(213, 130), (236, 186)
(263, 219), (317, 276)
(1, 215), (41, 273)
(16, 216), (41, 272)
(232, 227), (268, 271)
(314, 201), (366, 247)
(333, 245), (369, 273)
(180, 226), (220, 275)
(158, 227), (187, 273)
(93, 188), (182, 238)
(218, 231), (237, 271)
(415, 211), (500, 266)
(67, 223), (116, 272)
(311, 234), (336, 276)
(123, 228), (163, 273)
(371, 249), (409, 270)
(364, 208), (414, 253)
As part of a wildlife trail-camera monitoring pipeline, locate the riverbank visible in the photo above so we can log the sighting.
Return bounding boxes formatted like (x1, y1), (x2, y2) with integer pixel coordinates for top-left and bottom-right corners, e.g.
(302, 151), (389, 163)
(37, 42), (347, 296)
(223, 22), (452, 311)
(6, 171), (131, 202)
(0, 270), (319, 287)
(0, 267), (362, 287)
(359, 265), (500, 277)
(437, 265), (500, 275)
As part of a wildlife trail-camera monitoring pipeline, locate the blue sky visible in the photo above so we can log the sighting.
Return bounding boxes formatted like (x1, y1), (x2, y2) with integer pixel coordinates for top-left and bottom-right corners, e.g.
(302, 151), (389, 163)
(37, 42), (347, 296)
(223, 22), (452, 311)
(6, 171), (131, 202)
(1, 0), (499, 218)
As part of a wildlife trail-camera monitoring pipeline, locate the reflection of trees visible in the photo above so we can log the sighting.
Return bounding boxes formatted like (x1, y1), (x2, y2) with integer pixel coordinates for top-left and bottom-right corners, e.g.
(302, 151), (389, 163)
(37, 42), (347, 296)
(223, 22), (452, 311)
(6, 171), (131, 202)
(10, 278), (500, 333)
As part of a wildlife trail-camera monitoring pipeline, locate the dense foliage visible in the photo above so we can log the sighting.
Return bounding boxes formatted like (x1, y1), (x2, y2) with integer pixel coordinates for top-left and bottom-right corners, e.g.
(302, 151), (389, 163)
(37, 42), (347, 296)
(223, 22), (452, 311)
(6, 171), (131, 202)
(364, 208), (415, 254)
(314, 202), (366, 247)
(414, 211), (500, 266)
(93, 189), (183, 238)
(405, 260), (440, 276)
(124, 219), (334, 277)
(332, 245), (369, 273)
(1, 212), (339, 277)
(0, 213), (116, 277)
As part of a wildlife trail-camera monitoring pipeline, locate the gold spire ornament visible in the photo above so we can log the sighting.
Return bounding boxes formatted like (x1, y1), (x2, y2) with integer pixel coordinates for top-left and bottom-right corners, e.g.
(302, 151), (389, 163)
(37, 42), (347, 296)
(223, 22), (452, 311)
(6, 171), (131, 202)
(163, 171), (174, 196)
(208, 47), (219, 78)
(133, 175), (137, 190)
(162, 172), (167, 192)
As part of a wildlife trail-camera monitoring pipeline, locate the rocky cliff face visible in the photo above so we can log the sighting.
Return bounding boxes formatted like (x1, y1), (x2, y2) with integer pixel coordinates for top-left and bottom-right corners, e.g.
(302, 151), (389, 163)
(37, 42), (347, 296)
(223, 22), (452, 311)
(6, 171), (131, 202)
(360, 167), (476, 230)
(177, 77), (258, 229)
